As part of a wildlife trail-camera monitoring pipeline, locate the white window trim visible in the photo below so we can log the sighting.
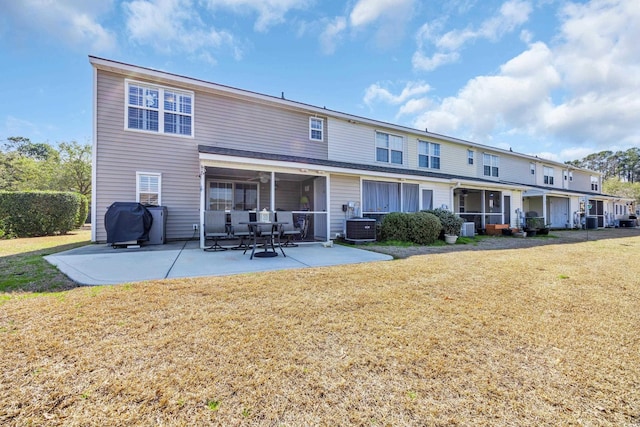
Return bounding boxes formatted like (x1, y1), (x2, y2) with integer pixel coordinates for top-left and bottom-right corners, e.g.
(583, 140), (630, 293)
(418, 140), (441, 169)
(544, 166), (555, 185)
(309, 117), (324, 141)
(136, 172), (162, 205)
(375, 131), (404, 165)
(125, 79), (194, 138)
(467, 150), (474, 165)
(483, 153), (499, 177)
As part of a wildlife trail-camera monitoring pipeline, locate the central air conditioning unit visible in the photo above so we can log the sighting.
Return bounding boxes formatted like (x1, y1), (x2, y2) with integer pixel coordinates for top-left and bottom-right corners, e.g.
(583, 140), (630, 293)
(461, 222), (475, 237)
(345, 218), (376, 243)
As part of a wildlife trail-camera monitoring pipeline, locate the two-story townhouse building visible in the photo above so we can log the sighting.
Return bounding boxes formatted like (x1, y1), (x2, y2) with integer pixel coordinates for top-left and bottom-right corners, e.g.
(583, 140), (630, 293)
(90, 56), (633, 246)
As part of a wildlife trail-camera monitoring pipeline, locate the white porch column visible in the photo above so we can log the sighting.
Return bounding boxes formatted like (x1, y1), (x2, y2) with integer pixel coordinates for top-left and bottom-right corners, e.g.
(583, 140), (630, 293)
(542, 193), (548, 225)
(270, 171), (276, 211)
(199, 164), (205, 249)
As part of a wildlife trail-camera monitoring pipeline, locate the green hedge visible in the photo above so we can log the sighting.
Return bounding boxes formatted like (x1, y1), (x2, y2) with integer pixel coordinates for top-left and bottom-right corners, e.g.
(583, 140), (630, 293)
(75, 194), (89, 228)
(407, 212), (441, 245)
(380, 212), (411, 242)
(0, 191), (83, 237)
(379, 212), (442, 245)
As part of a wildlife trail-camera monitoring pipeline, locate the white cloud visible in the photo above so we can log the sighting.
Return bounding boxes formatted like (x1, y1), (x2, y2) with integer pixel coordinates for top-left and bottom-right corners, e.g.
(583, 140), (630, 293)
(319, 17), (347, 55)
(124, 0), (240, 61)
(364, 81), (431, 106)
(413, 0), (532, 71)
(350, 0), (411, 28)
(411, 51), (460, 71)
(204, 0), (311, 32)
(2, 0), (116, 52)
(404, 0), (640, 157)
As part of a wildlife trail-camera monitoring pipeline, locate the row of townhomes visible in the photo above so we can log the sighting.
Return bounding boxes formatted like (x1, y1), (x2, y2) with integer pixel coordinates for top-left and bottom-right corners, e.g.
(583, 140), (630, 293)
(90, 56), (636, 246)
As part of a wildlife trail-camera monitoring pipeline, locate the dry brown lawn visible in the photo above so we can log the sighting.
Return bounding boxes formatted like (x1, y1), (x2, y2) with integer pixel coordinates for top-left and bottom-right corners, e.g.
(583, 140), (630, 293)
(2, 234), (640, 426)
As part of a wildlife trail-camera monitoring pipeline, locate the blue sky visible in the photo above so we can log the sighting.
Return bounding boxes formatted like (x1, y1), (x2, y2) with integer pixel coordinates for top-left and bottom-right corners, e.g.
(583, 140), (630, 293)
(1, 0), (638, 162)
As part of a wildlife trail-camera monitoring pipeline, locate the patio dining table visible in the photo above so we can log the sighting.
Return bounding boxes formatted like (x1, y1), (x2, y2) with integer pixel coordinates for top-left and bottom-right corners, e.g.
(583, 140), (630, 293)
(240, 222), (288, 259)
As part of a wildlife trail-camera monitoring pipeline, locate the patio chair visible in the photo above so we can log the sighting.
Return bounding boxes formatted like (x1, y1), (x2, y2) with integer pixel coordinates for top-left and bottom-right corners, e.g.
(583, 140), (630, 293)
(229, 210), (251, 250)
(277, 211), (301, 247)
(204, 210), (229, 252)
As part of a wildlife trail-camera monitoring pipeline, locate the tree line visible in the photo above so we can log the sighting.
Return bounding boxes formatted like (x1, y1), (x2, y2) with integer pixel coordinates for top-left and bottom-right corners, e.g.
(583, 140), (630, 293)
(566, 147), (640, 202)
(0, 136), (91, 197)
(566, 148), (640, 183)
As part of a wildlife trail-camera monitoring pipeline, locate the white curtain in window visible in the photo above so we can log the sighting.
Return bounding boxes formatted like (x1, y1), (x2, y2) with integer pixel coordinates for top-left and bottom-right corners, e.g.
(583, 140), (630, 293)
(363, 181), (400, 212)
(421, 189), (433, 210)
(402, 183), (419, 212)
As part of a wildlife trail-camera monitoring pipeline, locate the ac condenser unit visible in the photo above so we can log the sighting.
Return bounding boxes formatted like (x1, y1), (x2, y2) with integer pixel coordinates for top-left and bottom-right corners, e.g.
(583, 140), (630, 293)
(461, 222), (475, 237)
(345, 218), (376, 243)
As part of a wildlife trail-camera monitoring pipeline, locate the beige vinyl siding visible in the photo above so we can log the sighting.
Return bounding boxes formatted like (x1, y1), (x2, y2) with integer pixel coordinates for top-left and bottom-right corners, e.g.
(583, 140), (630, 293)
(500, 156), (536, 184)
(95, 69), (332, 241)
(95, 71), (200, 242)
(327, 118), (376, 164)
(571, 170), (593, 193)
(329, 174), (360, 238)
(429, 140), (476, 177)
(196, 90), (327, 159)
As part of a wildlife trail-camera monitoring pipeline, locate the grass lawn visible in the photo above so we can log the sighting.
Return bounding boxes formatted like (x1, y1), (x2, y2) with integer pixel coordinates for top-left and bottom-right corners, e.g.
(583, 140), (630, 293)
(0, 230), (90, 293)
(1, 232), (639, 425)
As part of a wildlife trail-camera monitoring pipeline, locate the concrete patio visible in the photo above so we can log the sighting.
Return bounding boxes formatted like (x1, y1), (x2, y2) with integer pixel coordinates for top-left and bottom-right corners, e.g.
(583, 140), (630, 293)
(45, 240), (393, 286)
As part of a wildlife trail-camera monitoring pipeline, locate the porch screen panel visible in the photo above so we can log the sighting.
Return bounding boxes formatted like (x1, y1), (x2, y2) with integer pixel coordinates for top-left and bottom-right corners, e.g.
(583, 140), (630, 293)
(402, 183), (419, 212)
(363, 181), (400, 213)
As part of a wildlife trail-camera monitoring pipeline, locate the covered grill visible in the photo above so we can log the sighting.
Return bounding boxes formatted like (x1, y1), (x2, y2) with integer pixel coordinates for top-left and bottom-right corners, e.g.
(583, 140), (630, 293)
(104, 202), (153, 245)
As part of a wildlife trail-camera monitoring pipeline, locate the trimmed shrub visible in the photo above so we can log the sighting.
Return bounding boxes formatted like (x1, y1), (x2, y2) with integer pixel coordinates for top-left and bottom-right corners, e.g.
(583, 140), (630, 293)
(0, 191), (82, 237)
(380, 212), (411, 242)
(423, 208), (465, 238)
(75, 194), (89, 228)
(408, 212), (442, 245)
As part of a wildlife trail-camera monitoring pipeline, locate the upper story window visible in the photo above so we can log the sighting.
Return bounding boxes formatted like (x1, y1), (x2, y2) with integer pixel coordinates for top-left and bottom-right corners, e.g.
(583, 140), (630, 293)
(569, 171), (573, 181)
(126, 80), (193, 137)
(563, 170), (568, 181)
(309, 117), (324, 141)
(530, 163), (535, 175)
(467, 150), (474, 165)
(483, 153), (499, 177)
(137, 172), (161, 205)
(591, 176), (599, 191)
(544, 166), (554, 185)
(418, 141), (440, 169)
(376, 131), (403, 164)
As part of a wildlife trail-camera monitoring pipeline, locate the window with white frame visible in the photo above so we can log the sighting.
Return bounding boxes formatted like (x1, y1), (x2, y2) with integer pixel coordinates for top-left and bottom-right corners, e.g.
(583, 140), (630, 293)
(569, 171), (573, 181)
(137, 172), (161, 205)
(207, 181), (257, 211)
(544, 166), (554, 185)
(530, 163), (535, 175)
(362, 180), (418, 213)
(468, 150), (474, 165)
(483, 153), (499, 177)
(309, 117), (324, 141)
(376, 132), (403, 164)
(127, 80), (193, 137)
(563, 170), (568, 181)
(591, 176), (599, 191)
(418, 141), (440, 169)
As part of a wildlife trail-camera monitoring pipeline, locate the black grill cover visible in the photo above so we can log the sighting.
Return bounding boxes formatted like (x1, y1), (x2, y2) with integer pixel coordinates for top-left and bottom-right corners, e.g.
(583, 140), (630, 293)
(104, 202), (153, 243)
